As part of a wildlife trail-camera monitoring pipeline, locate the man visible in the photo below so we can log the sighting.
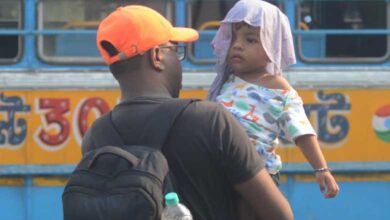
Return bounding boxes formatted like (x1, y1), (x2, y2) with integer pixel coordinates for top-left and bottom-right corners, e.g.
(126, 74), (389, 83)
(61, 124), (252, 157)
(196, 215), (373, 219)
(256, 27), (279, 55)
(82, 5), (293, 220)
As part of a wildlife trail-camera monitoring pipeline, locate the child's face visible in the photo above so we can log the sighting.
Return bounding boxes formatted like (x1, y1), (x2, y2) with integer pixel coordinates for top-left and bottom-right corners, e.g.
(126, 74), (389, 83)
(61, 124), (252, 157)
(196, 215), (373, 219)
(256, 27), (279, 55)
(227, 22), (270, 76)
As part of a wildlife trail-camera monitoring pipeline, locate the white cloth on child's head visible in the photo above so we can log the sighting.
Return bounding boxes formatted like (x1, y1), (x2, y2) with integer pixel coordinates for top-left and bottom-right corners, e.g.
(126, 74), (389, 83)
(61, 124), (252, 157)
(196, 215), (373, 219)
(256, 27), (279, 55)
(208, 0), (296, 101)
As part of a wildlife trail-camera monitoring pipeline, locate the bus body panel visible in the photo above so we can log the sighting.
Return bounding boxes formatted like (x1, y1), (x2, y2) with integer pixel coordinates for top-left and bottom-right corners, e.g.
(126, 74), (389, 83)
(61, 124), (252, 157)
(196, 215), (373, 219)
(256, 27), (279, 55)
(1, 0), (390, 219)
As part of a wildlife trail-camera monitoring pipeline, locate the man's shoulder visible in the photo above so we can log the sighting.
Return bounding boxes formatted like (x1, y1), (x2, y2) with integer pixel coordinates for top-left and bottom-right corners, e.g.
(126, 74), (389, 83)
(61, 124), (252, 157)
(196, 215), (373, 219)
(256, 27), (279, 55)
(179, 99), (240, 132)
(82, 111), (113, 145)
(188, 99), (220, 109)
(89, 112), (110, 130)
(184, 99), (229, 118)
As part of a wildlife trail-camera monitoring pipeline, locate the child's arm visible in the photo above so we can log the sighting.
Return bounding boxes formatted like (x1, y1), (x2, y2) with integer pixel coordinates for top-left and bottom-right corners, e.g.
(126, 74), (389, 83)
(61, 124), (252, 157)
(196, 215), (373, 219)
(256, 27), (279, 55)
(266, 75), (339, 198)
(295, 134), (339, 198)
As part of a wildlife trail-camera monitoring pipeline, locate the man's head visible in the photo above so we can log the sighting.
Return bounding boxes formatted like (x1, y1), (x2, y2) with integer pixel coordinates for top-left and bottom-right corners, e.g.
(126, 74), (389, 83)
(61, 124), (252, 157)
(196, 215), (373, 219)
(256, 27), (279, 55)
(96, 5), (199, 97)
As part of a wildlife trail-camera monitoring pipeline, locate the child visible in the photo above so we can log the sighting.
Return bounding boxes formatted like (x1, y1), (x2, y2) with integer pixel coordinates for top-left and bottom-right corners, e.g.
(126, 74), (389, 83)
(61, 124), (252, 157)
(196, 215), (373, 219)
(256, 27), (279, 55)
(208, 0), (339, 198)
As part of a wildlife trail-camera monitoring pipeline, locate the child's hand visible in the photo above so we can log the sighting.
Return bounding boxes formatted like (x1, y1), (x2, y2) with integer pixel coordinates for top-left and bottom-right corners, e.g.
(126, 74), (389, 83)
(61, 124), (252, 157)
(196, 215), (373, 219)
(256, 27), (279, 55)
(315, 171), (339, 198)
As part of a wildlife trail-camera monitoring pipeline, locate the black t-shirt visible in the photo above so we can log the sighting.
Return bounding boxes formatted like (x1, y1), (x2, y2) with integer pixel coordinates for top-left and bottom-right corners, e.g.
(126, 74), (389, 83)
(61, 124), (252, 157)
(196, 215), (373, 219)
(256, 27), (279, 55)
(82, 97), (264, 220)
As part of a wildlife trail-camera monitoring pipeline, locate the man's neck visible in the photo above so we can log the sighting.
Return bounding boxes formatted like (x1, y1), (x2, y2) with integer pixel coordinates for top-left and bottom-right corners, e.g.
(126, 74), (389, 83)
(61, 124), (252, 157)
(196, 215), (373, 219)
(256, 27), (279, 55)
(117, 69), (175, 102)
(120, 86), (172, 102)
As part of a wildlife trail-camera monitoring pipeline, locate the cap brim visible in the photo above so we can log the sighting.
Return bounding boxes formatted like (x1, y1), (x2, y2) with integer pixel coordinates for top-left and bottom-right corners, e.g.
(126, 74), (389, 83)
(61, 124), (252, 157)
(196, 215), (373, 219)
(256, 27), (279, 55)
(171, 27), (199, 43)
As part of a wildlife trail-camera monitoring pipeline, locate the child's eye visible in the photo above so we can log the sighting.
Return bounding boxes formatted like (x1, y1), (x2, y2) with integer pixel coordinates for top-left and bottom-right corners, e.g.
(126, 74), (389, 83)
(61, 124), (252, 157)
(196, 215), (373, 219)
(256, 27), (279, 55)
(247, 38), (258, 43)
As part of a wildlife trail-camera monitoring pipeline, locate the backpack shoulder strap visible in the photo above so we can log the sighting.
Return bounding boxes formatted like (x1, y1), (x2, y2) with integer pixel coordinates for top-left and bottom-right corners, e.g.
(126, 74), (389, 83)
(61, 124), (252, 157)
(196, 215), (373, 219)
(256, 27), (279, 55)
(91, 98), (199, 149)
(137, 98), (199, 149)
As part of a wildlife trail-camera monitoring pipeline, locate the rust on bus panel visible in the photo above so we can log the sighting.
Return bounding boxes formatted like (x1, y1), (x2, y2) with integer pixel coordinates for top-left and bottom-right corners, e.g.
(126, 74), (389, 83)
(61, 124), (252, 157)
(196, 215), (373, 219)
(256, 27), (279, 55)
(1, 89), (390, 165)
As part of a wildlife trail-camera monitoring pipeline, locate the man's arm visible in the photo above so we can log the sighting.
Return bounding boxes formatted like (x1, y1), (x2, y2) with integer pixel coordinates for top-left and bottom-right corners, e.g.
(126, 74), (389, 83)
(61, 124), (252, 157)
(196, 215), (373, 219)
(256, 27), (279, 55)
(235, 169), (294, 220)
(204, 102), (293, 219)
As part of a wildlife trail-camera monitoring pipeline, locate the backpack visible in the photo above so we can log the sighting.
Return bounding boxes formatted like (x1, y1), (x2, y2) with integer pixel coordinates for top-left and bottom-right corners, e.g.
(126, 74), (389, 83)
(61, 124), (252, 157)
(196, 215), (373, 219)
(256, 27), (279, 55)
(62, 99), (196, 220)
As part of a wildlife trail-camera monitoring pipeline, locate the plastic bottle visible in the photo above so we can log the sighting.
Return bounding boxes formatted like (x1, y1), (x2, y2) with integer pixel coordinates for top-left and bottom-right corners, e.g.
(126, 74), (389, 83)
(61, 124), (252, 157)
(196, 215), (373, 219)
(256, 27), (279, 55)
(161, 192), (193, 220)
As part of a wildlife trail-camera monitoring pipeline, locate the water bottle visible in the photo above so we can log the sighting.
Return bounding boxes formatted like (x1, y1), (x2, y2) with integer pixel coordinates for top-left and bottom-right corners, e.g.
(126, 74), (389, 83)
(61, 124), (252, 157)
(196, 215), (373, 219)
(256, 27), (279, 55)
(161, 192), (193, 220)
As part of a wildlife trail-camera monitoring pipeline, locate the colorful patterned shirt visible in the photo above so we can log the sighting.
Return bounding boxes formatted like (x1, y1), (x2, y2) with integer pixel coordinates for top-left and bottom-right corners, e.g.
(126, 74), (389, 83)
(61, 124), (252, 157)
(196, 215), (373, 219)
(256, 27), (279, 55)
(216, 76), (317, 174)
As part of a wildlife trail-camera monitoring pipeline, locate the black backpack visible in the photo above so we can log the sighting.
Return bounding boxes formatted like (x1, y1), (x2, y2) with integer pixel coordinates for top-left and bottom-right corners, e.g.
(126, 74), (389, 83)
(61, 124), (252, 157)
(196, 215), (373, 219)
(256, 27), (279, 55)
(62, 99), (196, 220)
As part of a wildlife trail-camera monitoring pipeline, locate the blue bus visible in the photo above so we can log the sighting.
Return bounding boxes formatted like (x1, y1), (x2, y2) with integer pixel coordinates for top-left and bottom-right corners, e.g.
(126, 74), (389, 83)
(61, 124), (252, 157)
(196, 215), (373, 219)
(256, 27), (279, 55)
(1, 0), (390, 219)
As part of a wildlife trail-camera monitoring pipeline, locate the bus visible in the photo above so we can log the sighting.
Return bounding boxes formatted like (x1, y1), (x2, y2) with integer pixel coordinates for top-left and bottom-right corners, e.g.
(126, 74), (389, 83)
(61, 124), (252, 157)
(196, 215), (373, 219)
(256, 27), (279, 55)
(1, 0), (390, 219)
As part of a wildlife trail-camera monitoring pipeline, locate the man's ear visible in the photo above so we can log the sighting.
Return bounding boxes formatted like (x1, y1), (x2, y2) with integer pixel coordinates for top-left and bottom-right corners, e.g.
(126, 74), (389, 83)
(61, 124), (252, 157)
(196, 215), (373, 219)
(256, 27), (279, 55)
(149, 47), (165, 71)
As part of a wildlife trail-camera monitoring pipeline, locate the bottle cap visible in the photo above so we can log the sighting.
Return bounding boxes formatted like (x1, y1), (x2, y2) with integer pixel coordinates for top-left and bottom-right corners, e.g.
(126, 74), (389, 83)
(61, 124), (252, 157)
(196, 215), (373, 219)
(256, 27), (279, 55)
(165, 192), (179, 206)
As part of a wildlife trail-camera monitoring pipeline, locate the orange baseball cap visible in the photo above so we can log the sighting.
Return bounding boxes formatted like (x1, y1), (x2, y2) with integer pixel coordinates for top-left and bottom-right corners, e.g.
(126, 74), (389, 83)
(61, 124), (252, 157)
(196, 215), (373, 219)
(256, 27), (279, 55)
(96, 5), (199, 65)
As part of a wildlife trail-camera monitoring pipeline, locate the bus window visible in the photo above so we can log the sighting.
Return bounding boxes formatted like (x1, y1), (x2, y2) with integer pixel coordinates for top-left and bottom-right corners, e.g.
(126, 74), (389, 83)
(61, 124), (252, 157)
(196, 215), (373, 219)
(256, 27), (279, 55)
(188, 0), (235, 62)
(0, 0), (22, 63)
(298, 0), (389, 62)
(37, 0), (173, 64)
(187, 0), (284, 63)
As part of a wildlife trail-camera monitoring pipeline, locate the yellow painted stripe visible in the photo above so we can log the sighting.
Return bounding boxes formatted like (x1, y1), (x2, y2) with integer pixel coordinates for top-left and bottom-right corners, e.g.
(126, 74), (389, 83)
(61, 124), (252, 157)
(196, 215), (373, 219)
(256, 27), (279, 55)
(33, 177), (69, 186)
(279, 174), (287, 183)
(0, 178), (24, 186)
(3, 89), (390, 165)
